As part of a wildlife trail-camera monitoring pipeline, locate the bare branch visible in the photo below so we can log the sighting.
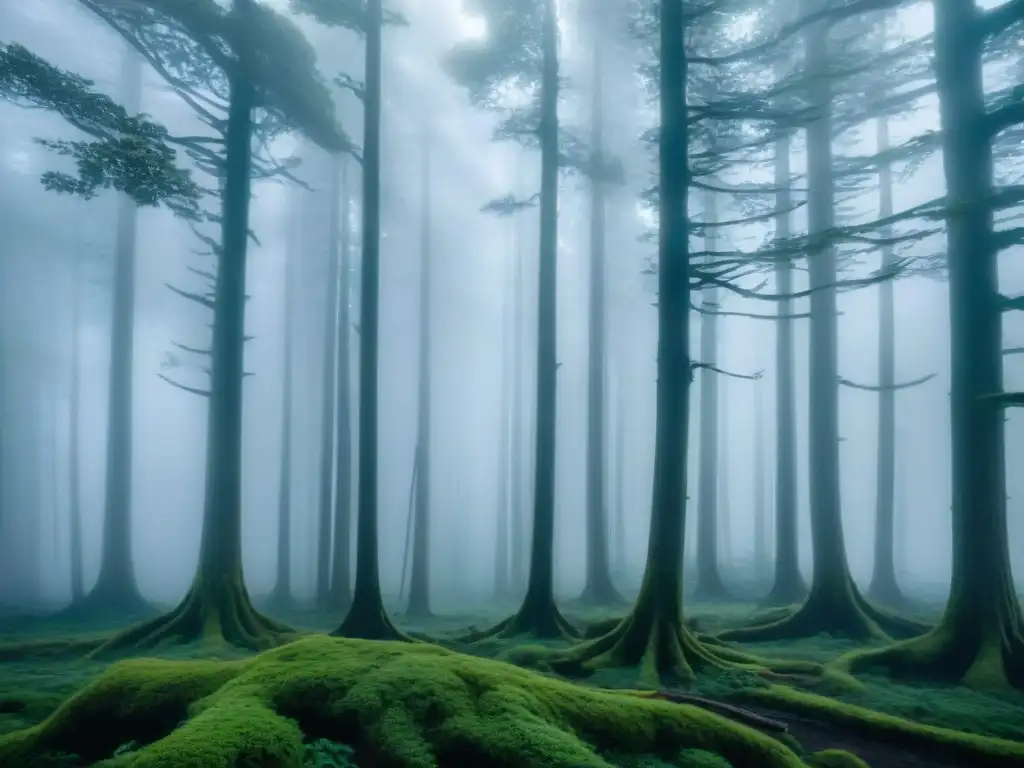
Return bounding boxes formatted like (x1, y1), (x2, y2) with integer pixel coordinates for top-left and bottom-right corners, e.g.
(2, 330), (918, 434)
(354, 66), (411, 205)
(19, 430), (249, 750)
(838, 372), (937, 392)
(158, 373), (210, 397)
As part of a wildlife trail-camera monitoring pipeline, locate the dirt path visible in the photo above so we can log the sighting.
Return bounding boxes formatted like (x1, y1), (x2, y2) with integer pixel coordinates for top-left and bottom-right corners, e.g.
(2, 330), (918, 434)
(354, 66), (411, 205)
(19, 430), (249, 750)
(747, 705), (964, 768)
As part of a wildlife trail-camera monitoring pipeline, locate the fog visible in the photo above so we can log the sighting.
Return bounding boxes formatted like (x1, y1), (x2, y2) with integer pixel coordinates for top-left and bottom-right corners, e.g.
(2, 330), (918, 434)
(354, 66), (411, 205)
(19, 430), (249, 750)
(1, 0), (1021, 614)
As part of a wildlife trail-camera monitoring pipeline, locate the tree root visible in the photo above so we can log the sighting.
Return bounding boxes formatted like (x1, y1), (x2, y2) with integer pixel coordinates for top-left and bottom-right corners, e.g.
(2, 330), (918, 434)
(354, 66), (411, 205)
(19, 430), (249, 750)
(543, 604), (821, 689)
(716, 584), (929, 644)
(90, 576), (294, 658)
(331, 594), (412, 642)
(458, 595), (579, 643)
(836, 622), (1024, 690)
(644, 691), (789, 733)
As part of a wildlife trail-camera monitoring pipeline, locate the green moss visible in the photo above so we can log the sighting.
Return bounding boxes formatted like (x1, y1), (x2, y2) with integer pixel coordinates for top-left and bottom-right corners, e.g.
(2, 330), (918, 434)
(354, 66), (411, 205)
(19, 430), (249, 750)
(804, 750), (868, 768)
(745, 683), (1024, 768)
(0, 635), (813, 768)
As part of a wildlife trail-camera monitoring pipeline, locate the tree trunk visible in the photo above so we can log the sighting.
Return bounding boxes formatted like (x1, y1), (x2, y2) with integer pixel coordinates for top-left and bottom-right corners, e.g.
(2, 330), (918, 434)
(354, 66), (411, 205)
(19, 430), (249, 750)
(694, 192), (727, 600)
(84, 45), (147, 616)
(329, 155), (353, 613)
(95, 4), (291, 653)
(316, 153), (343, 611)
(495, 228), (513, 600)
(718, 375), (731, 570)
(580, 31), (622, 607)
(721, 8), (921, 643)
(332, 0), (406, 640)
(462, 0), (575, 643)
(269, 189), (298, 610)
(764, 129), (806, 606)
(613, 371), (626, 576)
(753, 379), (769, 583)
(848, 0), (1024, 688)
(510, 187), (526, 596)
(866, 113), (903, 606)
(69, 250), (84, 604)
(406, 125), (433, 620)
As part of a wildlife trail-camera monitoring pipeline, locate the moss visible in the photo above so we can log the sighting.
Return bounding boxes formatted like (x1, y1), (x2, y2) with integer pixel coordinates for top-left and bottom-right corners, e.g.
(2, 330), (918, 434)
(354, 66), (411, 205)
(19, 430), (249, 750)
(744, 683), (1024, 768)
(804, 750), (868, 768)
(0, 635), (814, 768)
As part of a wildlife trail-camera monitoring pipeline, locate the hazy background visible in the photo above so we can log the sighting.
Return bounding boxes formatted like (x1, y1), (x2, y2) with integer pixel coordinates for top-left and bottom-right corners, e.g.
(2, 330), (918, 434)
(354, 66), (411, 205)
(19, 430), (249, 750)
(1, 0), (1021, 609)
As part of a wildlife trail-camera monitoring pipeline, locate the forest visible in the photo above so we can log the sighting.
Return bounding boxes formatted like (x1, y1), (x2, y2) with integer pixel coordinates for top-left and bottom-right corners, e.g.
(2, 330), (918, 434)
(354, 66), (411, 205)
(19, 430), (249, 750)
(0, 0), (1023, 766)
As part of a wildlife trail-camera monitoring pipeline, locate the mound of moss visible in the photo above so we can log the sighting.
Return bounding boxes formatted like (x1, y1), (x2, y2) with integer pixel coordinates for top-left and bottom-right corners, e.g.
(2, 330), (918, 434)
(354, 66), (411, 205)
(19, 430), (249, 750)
(0, 635), (816, 768)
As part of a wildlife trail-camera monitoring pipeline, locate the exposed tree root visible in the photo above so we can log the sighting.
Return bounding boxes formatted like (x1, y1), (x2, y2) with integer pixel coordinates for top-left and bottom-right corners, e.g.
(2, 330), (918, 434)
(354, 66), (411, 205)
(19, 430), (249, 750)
(90, 574), (294, 658)
(459, 593), (579, 643)
(643, 691), (790, 733)
(837, 621), (1024, 690)
(542, 601), (821, 689)
(716, 583), (929, 644)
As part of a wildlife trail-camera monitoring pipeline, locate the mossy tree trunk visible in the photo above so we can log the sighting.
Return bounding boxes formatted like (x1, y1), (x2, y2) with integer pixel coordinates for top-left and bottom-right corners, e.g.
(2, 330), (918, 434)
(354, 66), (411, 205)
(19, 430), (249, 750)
(81, 45), (148, 618)
(269, 189), (297, 611)
(329, 155), (353, 614)
(719, 8), (920, 644)
(332, 0), (406, 642)
(467, 0), (575, 642)
(580, 29), (622, 608)
(845, 0), (1024, 688)
(68, 249), (85, 605)
(96, 11), (290, 653)
(548, 0), (773, 687)
(406, 124), (433, 620)
(316, 153), (343, 612)
(694, 193), (727, 601)
(764, 129), (806, 606)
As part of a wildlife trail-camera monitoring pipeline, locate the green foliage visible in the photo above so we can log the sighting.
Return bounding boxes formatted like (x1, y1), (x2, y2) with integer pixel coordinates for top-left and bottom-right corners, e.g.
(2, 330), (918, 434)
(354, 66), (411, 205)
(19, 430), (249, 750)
(290, 0), (407, 34)
(0, 42), (201, 215)
(303, 738), (356, 768)
(77, 0), (351, 155)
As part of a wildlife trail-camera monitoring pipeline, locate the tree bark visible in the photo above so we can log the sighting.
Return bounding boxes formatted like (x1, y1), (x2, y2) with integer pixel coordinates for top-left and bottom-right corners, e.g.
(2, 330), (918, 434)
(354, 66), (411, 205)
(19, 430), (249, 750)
(332, 0), (406, 640)
(406, 124), (433, 619)
(329, 155), (353, 613)
(510, 182), (526, 596)
(753, 379), (769, 583)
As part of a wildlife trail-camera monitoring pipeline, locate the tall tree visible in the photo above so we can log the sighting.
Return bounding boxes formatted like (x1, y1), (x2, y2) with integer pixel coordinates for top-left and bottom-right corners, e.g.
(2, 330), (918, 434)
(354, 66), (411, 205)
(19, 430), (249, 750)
(753, 376), (769, 583)
(719, 0), (927, 643)
(579, 10), (623, 607)
(77, 44), (149, 617)
(494, 223), (514, 600)
(316, 152), (343, 611)
(328, 154), (354, 614)
(269, 189), (299, 611)
(694, 192), (727, 600)
(406, 123), (434, 619)
(763, 125), (806, 605)
(68, 248), (85, 605)
(96, 0), (347, 653)
(328, 0), (408, 640)
(845, 0), (1024, 689)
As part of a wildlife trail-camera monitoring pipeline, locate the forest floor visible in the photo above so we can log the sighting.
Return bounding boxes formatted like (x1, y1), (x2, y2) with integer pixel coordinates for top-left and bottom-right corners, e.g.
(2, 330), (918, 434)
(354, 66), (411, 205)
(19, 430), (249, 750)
(0, 595), (1022, 767)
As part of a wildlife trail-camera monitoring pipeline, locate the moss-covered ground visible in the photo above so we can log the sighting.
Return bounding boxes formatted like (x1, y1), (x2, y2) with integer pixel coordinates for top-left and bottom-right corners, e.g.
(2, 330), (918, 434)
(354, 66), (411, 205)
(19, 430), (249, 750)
(0, 596), (1021, 767)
